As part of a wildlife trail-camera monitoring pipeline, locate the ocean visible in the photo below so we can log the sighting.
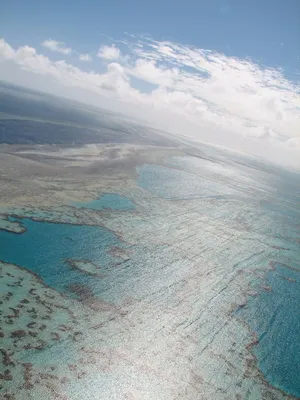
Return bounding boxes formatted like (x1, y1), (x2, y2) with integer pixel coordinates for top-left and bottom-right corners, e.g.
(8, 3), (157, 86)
(1, 155), (299, 399)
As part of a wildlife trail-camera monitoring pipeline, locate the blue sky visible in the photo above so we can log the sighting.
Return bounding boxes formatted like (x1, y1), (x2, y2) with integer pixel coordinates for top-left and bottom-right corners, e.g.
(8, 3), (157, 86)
(2, 0), (299, 77)
(0, 0), (299, 167)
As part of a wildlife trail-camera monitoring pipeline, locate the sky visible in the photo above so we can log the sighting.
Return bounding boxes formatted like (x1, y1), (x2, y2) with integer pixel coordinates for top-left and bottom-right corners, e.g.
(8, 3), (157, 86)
(1, 0), (299, 168)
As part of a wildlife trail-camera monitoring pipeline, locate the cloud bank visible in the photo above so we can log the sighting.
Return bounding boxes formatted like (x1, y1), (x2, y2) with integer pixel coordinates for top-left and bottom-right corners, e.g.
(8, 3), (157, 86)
(0, 36), (299, 168)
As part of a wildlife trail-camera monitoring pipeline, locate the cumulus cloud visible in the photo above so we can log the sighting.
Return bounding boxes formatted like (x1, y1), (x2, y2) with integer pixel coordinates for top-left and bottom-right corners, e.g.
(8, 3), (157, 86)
(0, 38), (15, 59)
(127, 58), (179, 87)
(79, 53), (92, 62)
(97, 45), (120, 60)
(42, 39), (72, 55)
(0, 36), (299, 168)
(0, 39), (132, 96)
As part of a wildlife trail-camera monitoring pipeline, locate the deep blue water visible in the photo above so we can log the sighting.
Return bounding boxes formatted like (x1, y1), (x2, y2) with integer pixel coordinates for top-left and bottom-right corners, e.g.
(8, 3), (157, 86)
(236, 263), (300, 397)
(73, 193), (135, 210)
(0, 217), (122, 297)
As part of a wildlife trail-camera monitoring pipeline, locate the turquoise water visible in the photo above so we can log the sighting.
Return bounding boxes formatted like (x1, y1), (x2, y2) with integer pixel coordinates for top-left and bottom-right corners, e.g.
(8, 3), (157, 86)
(0, 217), (122, 297)
(73, 193), (135, 210)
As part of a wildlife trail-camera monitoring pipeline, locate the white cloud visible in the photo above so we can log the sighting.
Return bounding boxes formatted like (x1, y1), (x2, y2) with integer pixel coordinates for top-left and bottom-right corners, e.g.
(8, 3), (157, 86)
(285, 137), (300, 149)
(127, 38), (300, 142)
(0, 39), (131, 96)
(127, 58), (179, 87)
(79, 53), (92, 62)
(0, 38), (15, 59)
(0, 36), (299, 168)
(42, 39), (72, 55)
(97, 45), (120, 60)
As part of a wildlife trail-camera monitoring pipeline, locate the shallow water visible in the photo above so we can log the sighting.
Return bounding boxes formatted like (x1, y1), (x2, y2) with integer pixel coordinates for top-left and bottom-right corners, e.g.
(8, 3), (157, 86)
(0, 217), (128, 298)
(72, 193), (135, 210)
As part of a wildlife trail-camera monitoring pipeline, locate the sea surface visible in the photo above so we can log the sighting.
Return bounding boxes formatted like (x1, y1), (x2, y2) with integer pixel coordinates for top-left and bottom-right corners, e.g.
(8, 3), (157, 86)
(72, 193), (135, 211)
(0, 153), (299, 399)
